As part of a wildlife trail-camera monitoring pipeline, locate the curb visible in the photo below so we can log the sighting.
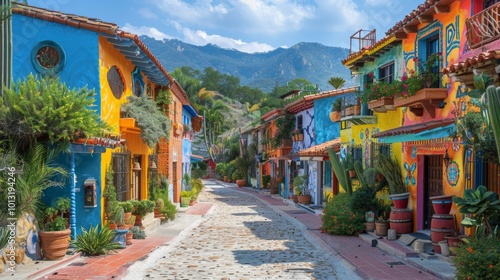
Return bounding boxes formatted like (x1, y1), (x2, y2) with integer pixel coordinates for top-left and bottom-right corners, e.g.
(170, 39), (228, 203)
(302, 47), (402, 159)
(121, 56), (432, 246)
(27, 252), (82, 279)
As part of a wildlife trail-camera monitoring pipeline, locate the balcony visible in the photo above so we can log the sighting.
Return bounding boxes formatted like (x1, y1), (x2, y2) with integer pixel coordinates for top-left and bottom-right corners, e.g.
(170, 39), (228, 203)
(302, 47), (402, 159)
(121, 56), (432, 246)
(466, 2), (500, 49)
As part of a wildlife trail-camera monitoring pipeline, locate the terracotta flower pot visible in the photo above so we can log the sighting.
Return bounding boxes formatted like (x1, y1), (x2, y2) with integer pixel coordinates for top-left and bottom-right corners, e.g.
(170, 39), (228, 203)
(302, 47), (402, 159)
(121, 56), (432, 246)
(375, 221), (389, 236)
(235, 179), (246, 187)
(297, 195), (312, 204)
(126, 232), (133, 245)
(291, 195), (298, 203)
(39, 229), (71, 260)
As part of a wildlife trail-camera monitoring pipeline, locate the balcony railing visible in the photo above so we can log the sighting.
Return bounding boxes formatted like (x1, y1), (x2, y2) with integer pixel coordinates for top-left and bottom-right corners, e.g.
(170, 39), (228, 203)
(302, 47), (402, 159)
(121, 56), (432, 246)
(466, 3), (500, 49)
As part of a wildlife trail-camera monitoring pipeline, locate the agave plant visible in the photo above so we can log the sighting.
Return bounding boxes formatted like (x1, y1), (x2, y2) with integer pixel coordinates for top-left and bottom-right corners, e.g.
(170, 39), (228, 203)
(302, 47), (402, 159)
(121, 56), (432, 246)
(327, 148), (352, 195)
(73, 225), (121, 256)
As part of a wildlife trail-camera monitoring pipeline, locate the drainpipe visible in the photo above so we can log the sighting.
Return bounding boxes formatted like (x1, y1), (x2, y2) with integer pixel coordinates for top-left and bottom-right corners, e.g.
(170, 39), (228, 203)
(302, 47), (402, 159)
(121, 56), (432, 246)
(69, 145), (77, 241)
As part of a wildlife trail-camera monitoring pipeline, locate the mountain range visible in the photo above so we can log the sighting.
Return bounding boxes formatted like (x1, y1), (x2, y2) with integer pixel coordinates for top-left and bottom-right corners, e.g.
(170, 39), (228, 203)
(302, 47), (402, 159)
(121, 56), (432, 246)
(140, 36), (352, 93)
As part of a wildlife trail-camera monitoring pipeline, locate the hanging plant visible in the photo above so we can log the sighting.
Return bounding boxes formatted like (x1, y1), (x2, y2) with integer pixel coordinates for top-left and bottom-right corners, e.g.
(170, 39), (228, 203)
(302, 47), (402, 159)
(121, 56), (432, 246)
(121, 95), (172, 147)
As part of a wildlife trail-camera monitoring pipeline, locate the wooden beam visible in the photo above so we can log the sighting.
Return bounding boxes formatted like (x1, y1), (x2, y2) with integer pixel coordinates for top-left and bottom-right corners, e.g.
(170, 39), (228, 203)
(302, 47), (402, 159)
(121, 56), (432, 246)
(403, 25), (418, 34)
(394, 32), (407, 39)
(418, 15), (433, 23)
(434, 4), (450, 13)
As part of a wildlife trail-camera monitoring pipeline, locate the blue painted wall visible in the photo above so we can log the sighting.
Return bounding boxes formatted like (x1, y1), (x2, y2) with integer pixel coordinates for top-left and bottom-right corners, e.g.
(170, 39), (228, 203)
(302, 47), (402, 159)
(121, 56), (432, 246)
(12, 15), (100, 112)
(314, 96), (341, 144)
(12, 14), (103, 233)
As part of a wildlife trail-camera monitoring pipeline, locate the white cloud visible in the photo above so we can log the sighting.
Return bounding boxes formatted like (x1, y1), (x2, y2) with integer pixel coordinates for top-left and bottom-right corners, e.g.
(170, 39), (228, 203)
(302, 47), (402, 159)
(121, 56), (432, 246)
(138, 8), (159, 20)
(150, 0), (314, 34)
(182, 28), (275, 53)
(313, 0), (368, 32)
(121, 23), (172, 41)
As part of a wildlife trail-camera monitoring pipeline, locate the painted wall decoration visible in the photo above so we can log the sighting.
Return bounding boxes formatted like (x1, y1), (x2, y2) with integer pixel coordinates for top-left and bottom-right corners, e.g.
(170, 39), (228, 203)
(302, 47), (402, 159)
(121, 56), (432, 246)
(446, 161), (460, 186)
(404, 162), (416, 186)
(314, 97), (341, 144)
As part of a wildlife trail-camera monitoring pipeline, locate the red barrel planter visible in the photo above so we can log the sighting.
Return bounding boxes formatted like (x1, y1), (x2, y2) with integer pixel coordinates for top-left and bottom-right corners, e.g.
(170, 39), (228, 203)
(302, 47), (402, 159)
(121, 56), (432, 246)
(430, 195), (454, 214)
(430, 214), (454, 229)
(430, 213), (455, 254)
(389, 207), (412, 234)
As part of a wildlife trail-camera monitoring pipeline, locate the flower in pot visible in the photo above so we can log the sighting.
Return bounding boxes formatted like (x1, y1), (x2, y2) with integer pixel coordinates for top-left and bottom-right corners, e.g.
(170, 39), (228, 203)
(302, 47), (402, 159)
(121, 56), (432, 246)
(330, 98), (342, 122)
(376, 154), (409, 209)
(39, 197), (71, 260)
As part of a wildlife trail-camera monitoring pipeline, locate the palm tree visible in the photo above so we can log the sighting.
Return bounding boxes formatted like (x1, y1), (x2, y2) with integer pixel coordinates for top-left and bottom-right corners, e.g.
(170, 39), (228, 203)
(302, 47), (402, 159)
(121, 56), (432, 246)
(328, 77), (346, 89)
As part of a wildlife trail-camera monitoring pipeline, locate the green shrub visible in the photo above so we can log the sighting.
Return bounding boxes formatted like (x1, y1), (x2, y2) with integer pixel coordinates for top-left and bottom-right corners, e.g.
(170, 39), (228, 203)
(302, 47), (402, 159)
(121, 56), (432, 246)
(119, 201), (134, 213)
(262, 175), (271, 189)
(130, 226), (146, 239)
(322, 193), (365, 235)
(130, 200), (155, 217)
(349, 186), (380, 215)
(73, 225), (121, 256)
(162, 200), (177, 221)
(453, 236), (500, 279)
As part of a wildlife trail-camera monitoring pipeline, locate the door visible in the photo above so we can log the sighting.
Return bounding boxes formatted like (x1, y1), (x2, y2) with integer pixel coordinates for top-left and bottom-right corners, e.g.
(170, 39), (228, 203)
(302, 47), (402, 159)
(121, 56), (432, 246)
(424, 155), (443, 229)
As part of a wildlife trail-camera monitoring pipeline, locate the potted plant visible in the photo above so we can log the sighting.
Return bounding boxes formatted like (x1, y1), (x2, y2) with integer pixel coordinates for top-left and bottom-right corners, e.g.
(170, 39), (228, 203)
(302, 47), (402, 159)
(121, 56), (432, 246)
(269, 177), (279, 194)
(293, 175), (311, 204)
(130, 200), (156, 228)
(120, 201), (134, 226)
(180, 191), (192, 208)
(38, 197), (71, 260)
(330, 98), (342, 122)
(375, 203), (391, 237)
(108, 203), (125, 229)
(376, 154), (409, 209)
(345, 155), (356, 178)
(154, 198), (165, 218)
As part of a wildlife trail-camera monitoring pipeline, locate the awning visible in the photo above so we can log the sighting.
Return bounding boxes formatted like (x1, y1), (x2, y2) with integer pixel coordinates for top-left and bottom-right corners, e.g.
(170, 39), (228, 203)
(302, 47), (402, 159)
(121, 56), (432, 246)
(297, 138), (341, 159)
(372, 118), (455, 143)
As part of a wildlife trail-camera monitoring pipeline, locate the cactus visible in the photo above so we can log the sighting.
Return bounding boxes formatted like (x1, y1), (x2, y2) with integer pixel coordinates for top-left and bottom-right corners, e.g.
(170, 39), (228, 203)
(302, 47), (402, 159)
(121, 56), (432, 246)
(486, 85), (500, 162)
(327, 148), (352, 195)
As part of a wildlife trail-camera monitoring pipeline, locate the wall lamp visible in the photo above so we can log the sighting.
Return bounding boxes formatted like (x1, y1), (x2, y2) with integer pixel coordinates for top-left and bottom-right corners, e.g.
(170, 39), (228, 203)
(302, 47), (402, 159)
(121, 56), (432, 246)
(443, 149), (451, 168)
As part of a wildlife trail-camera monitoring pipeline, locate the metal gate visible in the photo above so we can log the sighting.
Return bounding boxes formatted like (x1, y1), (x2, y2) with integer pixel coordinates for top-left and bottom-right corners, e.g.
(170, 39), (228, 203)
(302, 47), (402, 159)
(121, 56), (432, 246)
(112, 152), (130, 202)
(424, 155), (443, 228)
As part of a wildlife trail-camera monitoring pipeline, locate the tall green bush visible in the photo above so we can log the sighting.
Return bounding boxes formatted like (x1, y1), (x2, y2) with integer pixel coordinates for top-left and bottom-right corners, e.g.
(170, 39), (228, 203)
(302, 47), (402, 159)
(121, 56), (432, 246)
(453, 236), (500, 279)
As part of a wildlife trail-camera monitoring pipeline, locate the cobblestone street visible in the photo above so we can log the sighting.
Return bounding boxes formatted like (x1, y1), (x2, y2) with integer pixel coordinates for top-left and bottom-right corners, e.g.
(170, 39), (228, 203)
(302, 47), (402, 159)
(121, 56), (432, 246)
(124, 182), (356, 279)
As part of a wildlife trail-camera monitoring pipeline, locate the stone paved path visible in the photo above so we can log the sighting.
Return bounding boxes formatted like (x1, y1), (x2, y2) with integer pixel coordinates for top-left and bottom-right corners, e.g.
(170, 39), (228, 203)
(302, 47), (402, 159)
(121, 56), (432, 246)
(125, 183), (354, 279)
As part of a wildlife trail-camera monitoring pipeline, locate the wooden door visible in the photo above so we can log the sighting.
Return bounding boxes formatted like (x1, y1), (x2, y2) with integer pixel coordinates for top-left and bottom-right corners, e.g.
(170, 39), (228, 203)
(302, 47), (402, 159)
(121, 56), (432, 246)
(424, 155), (443, 228)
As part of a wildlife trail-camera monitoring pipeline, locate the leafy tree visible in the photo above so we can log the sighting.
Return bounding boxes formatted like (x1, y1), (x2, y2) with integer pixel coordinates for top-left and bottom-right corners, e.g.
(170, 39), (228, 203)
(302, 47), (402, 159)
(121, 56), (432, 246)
(121, 95), (171, 147)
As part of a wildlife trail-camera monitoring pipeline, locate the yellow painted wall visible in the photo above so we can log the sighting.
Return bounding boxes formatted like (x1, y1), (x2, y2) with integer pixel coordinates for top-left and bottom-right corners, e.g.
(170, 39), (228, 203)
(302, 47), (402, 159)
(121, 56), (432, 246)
(98, 36), (156, 221)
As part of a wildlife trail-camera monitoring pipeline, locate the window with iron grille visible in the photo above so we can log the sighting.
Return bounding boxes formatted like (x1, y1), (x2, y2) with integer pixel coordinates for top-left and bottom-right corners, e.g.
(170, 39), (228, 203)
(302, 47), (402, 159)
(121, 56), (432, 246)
(378, 62), (395, 84)
(112, 152), (130, 202)
(352, 146), (363, 163)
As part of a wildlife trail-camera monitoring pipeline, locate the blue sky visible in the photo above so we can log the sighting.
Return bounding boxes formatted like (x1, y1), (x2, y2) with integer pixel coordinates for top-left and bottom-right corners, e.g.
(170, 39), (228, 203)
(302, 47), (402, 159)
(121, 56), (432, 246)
(28, 0), (422, 53)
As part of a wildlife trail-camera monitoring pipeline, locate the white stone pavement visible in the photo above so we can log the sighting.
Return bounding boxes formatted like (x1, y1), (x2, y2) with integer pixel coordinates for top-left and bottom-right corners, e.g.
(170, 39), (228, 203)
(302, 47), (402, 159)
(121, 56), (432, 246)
(124, 182), (359, 280)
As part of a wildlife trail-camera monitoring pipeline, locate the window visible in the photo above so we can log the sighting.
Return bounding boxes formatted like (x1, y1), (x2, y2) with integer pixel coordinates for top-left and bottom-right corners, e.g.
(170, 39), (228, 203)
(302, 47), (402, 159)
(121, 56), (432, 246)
(132, 68), (144, 97)
(107, 66), (124, 100)
(425, 36), (440, 88)
(323, 160), (331, 186)
(378, 62), (395, 84)
(352, 146), (363, 163)
(297, 115), (303, 130)
(370, 143), (391, 167)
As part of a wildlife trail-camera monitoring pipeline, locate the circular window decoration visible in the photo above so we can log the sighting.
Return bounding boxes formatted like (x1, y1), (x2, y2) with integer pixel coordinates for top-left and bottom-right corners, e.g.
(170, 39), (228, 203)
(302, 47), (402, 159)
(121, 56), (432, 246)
(31, 40), (65, 74)
(107, 66), (125, 100)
